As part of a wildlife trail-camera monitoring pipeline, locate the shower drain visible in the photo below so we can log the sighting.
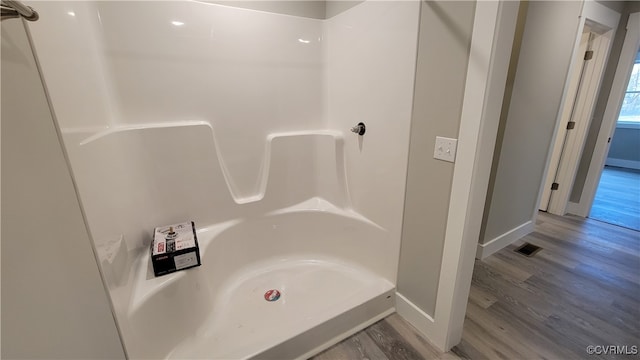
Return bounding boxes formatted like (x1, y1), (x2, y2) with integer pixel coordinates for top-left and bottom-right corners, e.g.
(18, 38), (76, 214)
(264, 289), (281, 302)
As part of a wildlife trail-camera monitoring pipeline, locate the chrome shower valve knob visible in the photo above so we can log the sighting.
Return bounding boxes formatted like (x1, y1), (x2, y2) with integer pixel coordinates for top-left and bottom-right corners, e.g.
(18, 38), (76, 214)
(350, 122), (366, 136)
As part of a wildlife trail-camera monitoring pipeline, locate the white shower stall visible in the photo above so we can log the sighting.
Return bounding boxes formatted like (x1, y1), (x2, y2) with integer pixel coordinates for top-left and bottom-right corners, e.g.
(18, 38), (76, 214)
(26, 1), (420, 358)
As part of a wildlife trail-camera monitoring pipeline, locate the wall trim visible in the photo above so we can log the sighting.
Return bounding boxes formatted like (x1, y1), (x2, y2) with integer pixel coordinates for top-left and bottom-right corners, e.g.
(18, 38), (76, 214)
(395, 292), (439, 348)
(566, 201), (582, 216)
(605, 158), (640, 170)
(616, 121), (640, 129)
(476, 220), (534, 260)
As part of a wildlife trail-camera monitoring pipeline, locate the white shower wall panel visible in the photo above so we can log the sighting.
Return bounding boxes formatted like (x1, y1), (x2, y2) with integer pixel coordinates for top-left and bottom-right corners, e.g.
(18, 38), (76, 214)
(29, 1), (325, 198)
(23, 1), (117, 131)
(325, 1), (420, 281)
(27, 0), (420, 267)
(63, 126), (351, 274)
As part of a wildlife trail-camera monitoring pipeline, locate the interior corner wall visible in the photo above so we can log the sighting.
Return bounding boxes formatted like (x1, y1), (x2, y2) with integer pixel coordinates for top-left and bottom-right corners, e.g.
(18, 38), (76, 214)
(480, 1), (583, 246)
(596, 0), (625, 13)
(325, 1), (363, 19)
(205, 0), (364, 20)
(480, 0), (529, 244)
(571, 1), (640, 202)
(606, 127), (640, 166)
(397, 0), (476, 317)
(206, 0), (327, 19)
(1, 20), (125, 359)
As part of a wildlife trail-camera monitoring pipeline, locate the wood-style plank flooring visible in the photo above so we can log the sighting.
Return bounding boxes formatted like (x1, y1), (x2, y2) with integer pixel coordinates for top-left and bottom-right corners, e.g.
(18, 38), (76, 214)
(311, 313), (459, 360)
(310, 212), (640, 359)
(590, 165), (640, 231)
(454, 211), (640, 359)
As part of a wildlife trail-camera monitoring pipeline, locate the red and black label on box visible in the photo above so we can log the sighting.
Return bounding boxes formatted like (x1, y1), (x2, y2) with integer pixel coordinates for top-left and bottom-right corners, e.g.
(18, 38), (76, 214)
(151, 221), (201, 277)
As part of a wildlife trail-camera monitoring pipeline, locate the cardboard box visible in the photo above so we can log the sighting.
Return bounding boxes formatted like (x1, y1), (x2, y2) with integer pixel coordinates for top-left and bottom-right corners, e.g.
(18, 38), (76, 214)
(151, 221), (201, 277)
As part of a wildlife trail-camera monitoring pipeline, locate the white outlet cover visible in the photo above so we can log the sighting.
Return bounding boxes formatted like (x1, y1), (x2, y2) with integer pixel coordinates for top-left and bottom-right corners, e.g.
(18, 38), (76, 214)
(434, 136), (458, 162)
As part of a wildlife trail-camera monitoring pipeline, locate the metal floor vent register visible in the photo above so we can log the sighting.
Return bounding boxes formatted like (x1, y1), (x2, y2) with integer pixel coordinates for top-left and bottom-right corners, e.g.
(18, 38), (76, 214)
(514, 242), (542, 257)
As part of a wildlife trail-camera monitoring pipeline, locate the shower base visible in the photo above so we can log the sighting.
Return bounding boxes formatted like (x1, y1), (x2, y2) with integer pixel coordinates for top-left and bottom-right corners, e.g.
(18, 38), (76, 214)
(167, 258), (394, 359)
(125, 206), (396, 359)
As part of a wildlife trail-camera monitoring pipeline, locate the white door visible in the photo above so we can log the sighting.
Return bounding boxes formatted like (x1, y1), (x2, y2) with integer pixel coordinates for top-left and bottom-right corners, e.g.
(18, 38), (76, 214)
(539, 2), (620, 215)
(540, 28), (592, 211)
(568, 12), (640, 217)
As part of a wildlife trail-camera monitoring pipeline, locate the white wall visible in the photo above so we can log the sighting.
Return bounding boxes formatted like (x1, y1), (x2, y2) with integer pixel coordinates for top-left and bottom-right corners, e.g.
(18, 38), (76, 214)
(26, 0), (328, 288)
(325, 0), (420, 281)
(1, 19), (125, 359)
(28, 1), (325, 200)
(479, 1), (583, 254)
(27, 0), (419, 268)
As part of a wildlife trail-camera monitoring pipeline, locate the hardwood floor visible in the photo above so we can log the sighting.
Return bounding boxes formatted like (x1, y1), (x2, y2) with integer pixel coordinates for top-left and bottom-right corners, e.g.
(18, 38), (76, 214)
(455, 211), (640, 359)
(590, 166), (640, 231)
(310, 212), (640, 359)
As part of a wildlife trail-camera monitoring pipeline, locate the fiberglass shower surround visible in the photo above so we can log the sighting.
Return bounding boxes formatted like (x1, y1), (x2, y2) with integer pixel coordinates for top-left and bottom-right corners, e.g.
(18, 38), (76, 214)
(26, 1), (420, 358)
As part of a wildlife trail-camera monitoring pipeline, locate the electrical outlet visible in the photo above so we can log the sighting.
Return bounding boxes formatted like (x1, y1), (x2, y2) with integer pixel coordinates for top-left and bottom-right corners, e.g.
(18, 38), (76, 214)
(434, 136), (458, 162)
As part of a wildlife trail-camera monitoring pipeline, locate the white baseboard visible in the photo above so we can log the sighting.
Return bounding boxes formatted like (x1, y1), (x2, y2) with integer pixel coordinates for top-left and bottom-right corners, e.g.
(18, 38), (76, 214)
(476, 220), (534, 259)
(566, 201), (587, 217)
(395, 292), (445, 352)
(605, 158), (640, 170)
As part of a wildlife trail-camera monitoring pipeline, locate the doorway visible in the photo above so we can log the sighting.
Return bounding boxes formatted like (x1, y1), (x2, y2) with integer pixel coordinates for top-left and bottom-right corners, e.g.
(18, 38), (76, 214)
(590, 166), (640, 230)
(539, 8), (620, 215)
(568, 12), (640, 222)
(590, 52), (640, 231)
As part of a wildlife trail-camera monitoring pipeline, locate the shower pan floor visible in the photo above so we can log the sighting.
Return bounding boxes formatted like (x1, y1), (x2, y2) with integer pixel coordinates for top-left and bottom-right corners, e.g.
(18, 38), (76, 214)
(167, 258), (395, 359)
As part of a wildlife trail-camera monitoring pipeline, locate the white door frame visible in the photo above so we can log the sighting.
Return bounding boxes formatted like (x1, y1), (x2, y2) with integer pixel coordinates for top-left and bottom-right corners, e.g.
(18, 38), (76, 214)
(540, 29), (592, 212)
(569, 12), (640, 217)
(542, 1), (620, 216)
(396, 0), (519, 350)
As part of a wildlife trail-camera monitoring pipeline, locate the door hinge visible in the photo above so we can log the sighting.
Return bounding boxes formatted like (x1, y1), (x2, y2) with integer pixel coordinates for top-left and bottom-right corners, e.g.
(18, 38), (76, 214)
(584, 50), (594, 60)
(551, 182), (559, 191)
(567, 121), (576, 130)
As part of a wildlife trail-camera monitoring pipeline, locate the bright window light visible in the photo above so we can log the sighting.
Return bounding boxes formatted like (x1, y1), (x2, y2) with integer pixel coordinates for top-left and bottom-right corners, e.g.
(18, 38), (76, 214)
(618, 59), (640, 124)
